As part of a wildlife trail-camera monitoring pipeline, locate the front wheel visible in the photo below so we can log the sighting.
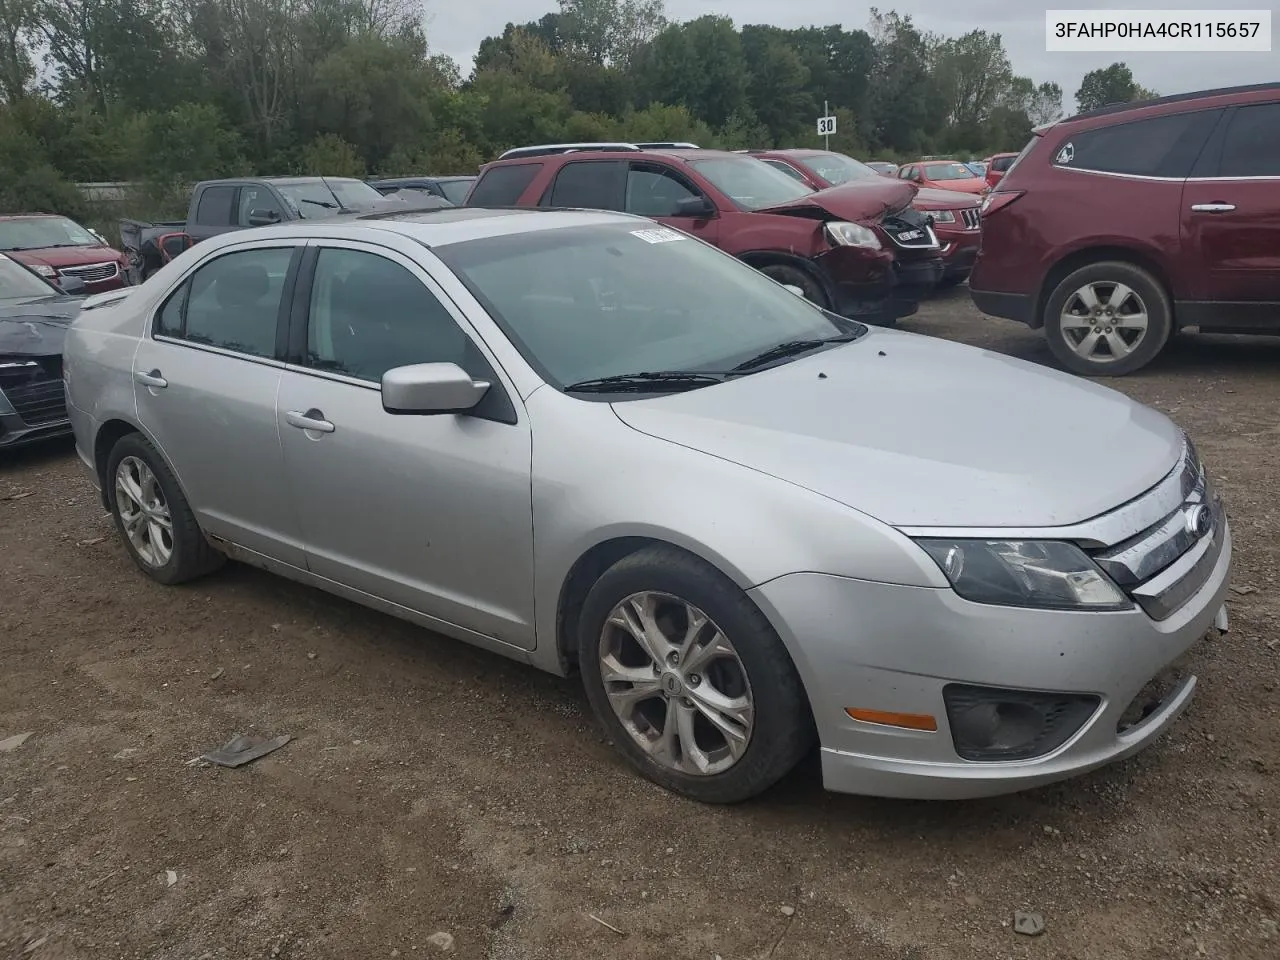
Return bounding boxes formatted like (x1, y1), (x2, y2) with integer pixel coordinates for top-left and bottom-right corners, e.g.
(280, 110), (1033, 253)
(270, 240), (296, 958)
(758, 264), (829, 310)
(1043, 261), (1172, 376)
(578, 546), (814, 804)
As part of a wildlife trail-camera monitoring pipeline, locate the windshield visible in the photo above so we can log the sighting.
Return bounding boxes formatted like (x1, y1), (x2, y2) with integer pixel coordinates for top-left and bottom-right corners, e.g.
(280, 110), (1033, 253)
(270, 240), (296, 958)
(0, 256), (58, 300)
(276, 178), (386, 218)
(435, 222), (860, 392)
(924, 162), (979, 181)
(0, 216), (100, 252)
(794, 152), (882, 186)
(439, 180), (474, 204)
(687, 157), (814, 211)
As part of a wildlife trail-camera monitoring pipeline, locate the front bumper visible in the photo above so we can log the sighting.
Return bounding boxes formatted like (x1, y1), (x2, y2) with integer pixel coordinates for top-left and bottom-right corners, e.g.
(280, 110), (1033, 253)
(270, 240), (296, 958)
(748, 519), (1232, 800)
(936, 230), (980, 277)
(0, 380), (72, 449)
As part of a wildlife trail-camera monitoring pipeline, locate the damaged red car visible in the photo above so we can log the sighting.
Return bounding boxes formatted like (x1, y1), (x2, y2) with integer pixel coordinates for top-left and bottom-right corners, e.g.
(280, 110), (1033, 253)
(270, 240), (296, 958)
(0, 214), (130, 293)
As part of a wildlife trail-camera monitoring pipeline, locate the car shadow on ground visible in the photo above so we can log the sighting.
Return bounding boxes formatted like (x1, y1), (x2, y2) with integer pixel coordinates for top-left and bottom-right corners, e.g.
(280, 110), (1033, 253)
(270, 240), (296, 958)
(0, 436), (76, 475)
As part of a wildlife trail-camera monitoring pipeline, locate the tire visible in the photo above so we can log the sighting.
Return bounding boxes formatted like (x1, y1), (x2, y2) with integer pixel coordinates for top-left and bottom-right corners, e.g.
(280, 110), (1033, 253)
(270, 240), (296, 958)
(758, 263), (829, 310)
(106, 433), (225, 585)
(1042, 261), (1171, 376)
(578, 545), (814, 804)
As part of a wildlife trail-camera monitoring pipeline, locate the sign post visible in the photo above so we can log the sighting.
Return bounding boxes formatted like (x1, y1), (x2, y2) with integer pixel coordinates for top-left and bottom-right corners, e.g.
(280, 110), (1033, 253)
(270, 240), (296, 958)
(817, 100), (836, 149)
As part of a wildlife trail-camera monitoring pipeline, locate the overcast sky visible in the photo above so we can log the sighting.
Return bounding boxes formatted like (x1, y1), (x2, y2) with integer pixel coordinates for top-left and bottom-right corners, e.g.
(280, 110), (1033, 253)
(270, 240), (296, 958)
(426, 0), (1278, 109)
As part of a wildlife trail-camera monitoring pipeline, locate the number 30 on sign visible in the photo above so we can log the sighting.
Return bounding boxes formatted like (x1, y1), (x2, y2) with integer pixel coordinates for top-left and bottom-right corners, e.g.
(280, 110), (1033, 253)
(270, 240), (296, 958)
(817, 115), (837, 136)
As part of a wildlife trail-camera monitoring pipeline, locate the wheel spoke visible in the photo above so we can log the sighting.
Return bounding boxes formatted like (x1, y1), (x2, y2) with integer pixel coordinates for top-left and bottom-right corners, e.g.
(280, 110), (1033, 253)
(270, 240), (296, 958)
(1115, 311), (1148, 333)
(674, 700), (712, 773)
(1074, 285), (1100, 310)
(609, 594), (675, 666)
(1059, 313), (1093, 332)
(1071, 328), (1103, 358)
(681, 628), (734, 676)
(688, 685), (753, 752)
(1107, 283), (1135, 311)
(1104, 330), (1132, 357)
(117, 471), (144, 510)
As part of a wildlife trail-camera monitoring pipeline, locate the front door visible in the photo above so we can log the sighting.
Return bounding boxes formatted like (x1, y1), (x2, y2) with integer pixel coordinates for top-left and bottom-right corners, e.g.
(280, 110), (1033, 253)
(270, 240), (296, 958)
(627, 162), (721, 245)
(274, 241), (536, 648)
(132, 241), (306, 566)
(1182, 101), (1280, 306)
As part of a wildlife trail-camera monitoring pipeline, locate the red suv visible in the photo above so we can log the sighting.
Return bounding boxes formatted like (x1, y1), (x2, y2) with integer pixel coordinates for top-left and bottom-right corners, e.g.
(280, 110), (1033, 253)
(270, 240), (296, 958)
(970, 83), (1280, 376)
(0, 214), (130, 293)
(751, 149), (983, 286)
(984, 152), (1019, 189)
(465, 144), (945, 324)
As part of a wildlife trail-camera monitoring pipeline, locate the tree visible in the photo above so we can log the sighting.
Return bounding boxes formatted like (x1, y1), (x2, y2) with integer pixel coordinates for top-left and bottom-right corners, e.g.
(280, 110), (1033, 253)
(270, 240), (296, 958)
(931, 30), (1012, 129)
(1027, 81), (1063, 126)
(1075, 62), (1154, 112)
(741, 26), (812, 145)
(643, 16), (748, 128)
(865, 8), (941, 153)
(0, 0), (37, 101)
(557, 0), (665, 68)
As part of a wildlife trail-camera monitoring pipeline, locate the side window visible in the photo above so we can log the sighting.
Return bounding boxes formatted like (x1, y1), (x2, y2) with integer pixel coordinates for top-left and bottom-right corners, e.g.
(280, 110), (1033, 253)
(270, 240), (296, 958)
(237, 186), (288, 226)
(169, 247), (294, 357)
(762, 159), (808, 183)
(625, 164), (699, 217)
(305, 248), (471, 383)
(1054, 109), (1221, 178)
(1217, 102), (1280, 177)
(467, 163), (543, 206)
(194, 186), (236, 226)
(542, 161), (627, 209)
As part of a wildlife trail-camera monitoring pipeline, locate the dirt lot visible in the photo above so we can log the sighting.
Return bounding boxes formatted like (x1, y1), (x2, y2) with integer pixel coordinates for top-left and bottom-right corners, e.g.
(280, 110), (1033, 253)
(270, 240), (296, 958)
(3, 289), (1279, 960)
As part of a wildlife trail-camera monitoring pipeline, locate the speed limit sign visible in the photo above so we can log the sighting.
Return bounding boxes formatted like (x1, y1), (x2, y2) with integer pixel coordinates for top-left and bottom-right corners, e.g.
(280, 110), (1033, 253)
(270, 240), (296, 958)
(817, 115), (837, 136)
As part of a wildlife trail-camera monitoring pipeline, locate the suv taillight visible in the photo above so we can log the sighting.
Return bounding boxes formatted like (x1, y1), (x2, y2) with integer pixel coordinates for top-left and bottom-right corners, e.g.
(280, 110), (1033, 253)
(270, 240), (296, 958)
(980, 190), (1024, 216)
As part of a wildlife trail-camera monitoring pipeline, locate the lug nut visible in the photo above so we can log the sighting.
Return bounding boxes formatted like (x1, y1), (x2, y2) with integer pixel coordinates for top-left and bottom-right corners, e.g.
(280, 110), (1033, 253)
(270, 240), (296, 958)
(687, 674), (701, 687)
(667, 652), (679, 666)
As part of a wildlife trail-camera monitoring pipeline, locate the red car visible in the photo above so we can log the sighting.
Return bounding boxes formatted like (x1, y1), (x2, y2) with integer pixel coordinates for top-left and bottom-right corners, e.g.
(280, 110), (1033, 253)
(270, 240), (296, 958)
(0, 214), (130, 293)
(984, 152), (1020, 189)
(751, 149), (982, 286)
(970, 82), (1280, 376)
(897, 160), (989, 195)
(466, 144), (945, 324)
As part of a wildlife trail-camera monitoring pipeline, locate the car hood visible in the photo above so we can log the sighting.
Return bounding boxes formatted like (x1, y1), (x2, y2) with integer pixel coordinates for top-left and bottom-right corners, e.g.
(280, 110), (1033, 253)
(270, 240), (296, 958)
(928, 179), (987, 195)
(7, 245), (124, 269)
(0, 296), (80, 356)
(760, 178), (918, 223)
(912, 186), (980, 210)
(611, 329), (1183, 528)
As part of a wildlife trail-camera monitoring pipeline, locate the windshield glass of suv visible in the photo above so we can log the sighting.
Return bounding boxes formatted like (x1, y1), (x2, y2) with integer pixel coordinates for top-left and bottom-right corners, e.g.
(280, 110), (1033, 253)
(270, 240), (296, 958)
(687, 157), (814, 211)
(925, 163), (978, 181)
(796, 152), (881, 186)
(0, 256), (58, 300)
(436, 222), (860, 390)
(0, 216), (100, 251)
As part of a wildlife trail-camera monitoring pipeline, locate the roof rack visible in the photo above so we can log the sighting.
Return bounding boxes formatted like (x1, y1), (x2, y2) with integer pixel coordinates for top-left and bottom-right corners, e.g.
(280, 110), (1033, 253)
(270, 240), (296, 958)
(497, 141), (701, 160)
(632, 142), (701, 150)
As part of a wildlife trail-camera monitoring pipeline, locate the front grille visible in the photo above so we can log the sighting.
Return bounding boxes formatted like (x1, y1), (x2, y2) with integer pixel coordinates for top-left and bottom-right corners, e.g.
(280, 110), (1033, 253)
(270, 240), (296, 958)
(1088, 440), (1222, 621)
(59, 261), (119, 283)
(883, 208), (939, 249)
(961, 208), (981, 230)
(0, 358), (68, 425)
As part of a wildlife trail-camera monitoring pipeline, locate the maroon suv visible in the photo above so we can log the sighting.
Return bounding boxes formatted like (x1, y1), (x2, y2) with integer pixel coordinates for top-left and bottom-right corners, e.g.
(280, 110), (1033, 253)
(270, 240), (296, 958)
(465, 145), (945, 324)
(0, 214), (130, 293)
(970, 82), (1280, 376)
(751, 148), (983, 286)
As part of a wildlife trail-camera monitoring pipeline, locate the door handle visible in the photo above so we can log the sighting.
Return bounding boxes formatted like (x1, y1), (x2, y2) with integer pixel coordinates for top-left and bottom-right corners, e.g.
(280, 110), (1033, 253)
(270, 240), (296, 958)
(135, 369), (167, 389)
(1190, 203), (1236, 213)
(285, 409), (335, 433)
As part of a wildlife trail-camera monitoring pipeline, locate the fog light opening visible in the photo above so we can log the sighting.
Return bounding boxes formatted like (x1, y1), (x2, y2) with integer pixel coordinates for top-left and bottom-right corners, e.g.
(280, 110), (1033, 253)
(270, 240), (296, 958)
(943, 684), (1100, 762)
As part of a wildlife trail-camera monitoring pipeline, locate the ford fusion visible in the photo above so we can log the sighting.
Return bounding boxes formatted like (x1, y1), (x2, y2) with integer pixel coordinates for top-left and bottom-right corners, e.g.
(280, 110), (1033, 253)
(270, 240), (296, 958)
(62, 208), (1231, 803)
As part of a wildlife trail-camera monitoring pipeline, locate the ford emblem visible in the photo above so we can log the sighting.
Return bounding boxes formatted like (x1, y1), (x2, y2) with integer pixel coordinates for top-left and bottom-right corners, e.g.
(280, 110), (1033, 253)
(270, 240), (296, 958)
(1184, 504), (1211, 539)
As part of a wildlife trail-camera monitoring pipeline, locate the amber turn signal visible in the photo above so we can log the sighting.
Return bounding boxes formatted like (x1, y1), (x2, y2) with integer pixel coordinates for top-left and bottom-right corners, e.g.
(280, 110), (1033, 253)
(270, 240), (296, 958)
(845, 708), (938, 732)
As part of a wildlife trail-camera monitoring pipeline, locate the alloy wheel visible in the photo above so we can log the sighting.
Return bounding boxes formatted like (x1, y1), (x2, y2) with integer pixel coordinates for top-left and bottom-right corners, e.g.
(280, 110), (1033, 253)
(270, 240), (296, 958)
(598, 591), (755, 776)
(1059, 281), (1149, 363)
(114, 456), (174, 568)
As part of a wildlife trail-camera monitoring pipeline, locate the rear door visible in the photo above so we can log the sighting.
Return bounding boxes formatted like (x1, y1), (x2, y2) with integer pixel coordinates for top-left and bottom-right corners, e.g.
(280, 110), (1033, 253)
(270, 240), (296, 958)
(538, 160), (628, 210)
(1181, 100), (1280, 310)
(626, 161), (720, 245)
(186, 184), (241, 241)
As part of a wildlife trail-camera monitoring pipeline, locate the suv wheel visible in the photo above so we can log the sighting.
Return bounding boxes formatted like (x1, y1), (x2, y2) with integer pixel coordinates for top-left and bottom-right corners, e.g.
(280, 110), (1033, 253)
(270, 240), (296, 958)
(759, 264), (829, 310)
(578, 545), (814, 804)
(1043, 261), (1171, 376)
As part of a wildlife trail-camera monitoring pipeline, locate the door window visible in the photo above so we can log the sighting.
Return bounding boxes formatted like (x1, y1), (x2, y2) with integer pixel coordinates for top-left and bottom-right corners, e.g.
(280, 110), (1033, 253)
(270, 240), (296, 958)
(304, 248), (473, 382)
(761, 159), (809, 183)
(1053, 109), (1221, 178)
(155, 247), (294, 358)
(542, 161), (627, 209)
(237, 186), (288, 226)
(625, 164), (700, 216)
(467, 163), (542, 206)
(1217, 102), (1280, 177)
(194, 186), (237, 226)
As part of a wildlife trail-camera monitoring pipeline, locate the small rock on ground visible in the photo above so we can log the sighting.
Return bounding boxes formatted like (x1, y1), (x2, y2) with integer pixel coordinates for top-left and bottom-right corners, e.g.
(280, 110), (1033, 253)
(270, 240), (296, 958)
(0, 732), (33, 752)
(1014, 912), (1046, 936)
(426, 932), (454, 951)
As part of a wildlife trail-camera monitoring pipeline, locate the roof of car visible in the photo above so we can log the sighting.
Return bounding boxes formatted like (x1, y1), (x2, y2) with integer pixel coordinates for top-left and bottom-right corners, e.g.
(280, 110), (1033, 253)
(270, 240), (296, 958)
(0, 213), (60, 221)
(1059, 81), (1280, 124)
(491, 147), (742, 166)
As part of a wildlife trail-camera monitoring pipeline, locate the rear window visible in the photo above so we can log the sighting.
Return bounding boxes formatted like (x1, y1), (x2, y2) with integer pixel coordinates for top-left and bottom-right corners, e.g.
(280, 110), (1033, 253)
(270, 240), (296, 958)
(991, 155), (1016, 172)
(1217, 101), (1280, 177)
(467, 163), (543, 207)
(1051, 109), (1221, 178)
(194, 186), (236, 226)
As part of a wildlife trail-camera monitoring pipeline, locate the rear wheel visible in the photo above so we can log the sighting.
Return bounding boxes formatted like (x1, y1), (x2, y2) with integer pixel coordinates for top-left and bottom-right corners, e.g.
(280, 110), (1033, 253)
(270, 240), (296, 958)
(758, 264), (829, 310)
(1043, 261), (1171, 376)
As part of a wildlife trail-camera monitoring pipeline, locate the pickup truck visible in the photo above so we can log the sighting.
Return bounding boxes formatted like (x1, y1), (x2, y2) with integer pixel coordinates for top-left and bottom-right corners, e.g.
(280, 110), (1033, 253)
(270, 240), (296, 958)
(119, 176), (413, 281)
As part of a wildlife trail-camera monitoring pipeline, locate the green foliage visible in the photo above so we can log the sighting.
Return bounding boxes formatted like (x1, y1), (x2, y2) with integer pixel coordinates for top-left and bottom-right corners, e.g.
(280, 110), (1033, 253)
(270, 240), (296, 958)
(0, 1), (1112, 221)
(1075, 62), (1157, 113)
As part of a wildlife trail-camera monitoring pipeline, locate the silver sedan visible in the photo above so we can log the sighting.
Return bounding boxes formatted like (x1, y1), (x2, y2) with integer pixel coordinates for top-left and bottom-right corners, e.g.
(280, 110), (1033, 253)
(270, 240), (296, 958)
(64, 209), (1232, 803)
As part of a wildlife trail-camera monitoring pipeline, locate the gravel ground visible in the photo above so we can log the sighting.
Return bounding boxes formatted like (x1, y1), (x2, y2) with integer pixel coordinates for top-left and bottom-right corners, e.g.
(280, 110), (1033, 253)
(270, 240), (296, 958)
(2, 288), (1278, 960)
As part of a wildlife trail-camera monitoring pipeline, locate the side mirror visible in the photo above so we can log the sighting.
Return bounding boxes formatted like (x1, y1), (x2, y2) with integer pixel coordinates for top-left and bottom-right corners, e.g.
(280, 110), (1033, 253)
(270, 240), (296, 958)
(382, 362), (490, 415)
(782, 284), (806, 298)
(673, 196), (715, 218)
(58, 275), (87, 295)
(248, 209), (282, 227)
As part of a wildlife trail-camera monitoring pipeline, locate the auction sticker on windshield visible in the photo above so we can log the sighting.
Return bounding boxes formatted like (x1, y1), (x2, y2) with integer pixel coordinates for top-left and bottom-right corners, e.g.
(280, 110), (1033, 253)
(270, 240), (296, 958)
(631, 227), (686, 244)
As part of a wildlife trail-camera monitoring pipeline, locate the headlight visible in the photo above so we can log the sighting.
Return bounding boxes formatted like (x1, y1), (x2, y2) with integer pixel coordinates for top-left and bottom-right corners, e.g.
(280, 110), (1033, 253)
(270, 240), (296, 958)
(31, 264), (57, 278)
(824, 221), (881, 249)
(917, 539), (1128, 610)
(929, 210), (956, 223)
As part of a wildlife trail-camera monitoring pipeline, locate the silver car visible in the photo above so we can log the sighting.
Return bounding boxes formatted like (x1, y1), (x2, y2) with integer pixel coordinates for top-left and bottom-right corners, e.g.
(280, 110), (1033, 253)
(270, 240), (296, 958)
(64, 209), (1232, 803)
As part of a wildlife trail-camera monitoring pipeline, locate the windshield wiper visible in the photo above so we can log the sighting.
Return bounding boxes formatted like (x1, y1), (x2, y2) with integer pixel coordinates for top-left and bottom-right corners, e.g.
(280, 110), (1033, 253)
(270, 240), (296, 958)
(564, 371), (728, 393)
(299, 198), (339, 209)
(731, 334), (859, 372)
